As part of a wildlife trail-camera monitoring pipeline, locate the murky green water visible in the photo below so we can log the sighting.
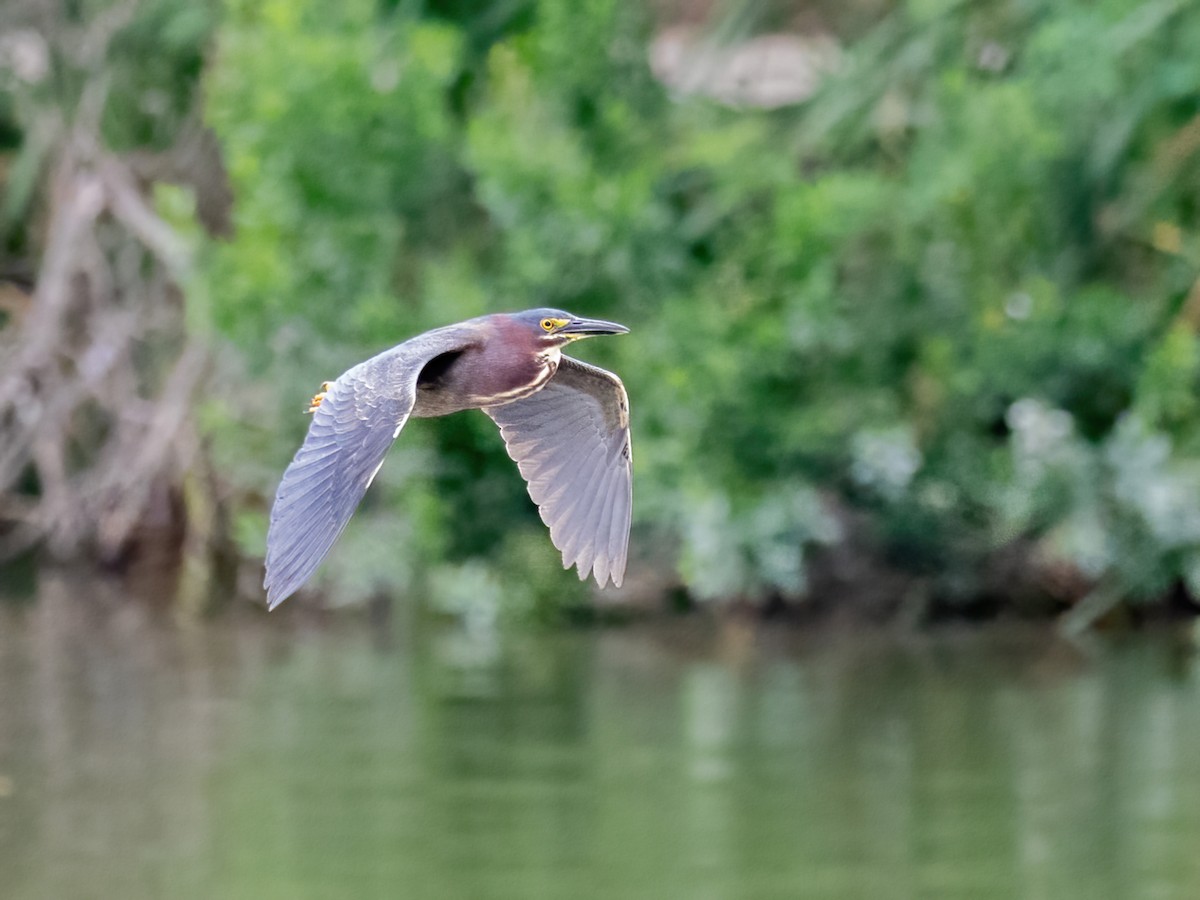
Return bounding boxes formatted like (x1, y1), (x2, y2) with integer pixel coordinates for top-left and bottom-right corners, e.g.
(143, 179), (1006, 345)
(3, 576), (1200, 899)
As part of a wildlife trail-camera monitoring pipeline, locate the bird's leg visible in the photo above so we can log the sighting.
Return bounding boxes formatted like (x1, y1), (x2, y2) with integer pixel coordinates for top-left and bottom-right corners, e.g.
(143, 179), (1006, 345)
(306, 381), (334, 414)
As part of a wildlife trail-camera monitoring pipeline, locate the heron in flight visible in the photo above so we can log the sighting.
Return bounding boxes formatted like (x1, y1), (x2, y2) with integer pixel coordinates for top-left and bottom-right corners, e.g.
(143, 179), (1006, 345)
(264, 309), (632, 609)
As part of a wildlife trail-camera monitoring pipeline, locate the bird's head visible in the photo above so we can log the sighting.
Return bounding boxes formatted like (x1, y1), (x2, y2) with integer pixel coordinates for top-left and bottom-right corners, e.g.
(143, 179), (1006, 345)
(508, 308), (630, 348)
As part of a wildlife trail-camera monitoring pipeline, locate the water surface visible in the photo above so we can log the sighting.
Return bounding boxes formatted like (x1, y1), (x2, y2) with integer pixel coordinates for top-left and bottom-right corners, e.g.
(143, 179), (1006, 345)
(2, 575), (1200, 899)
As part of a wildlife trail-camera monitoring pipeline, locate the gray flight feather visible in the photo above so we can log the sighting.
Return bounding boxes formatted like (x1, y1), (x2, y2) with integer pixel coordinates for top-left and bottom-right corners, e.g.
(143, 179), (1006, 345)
(486, 356), (633, 587)
(263, 325), (477, 609)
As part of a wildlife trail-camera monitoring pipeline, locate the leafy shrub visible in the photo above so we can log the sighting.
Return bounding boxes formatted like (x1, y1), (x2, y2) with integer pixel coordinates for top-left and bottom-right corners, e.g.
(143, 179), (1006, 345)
(203, 0), (1200, 616)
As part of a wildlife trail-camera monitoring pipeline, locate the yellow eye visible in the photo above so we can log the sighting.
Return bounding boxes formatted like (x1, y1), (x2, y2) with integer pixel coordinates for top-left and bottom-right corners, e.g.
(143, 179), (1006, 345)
(540, 318), (556, 332)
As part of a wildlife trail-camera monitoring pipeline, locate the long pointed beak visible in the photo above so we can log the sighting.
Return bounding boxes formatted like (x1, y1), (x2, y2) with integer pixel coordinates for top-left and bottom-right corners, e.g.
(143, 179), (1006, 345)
(562, 316), (630, 338)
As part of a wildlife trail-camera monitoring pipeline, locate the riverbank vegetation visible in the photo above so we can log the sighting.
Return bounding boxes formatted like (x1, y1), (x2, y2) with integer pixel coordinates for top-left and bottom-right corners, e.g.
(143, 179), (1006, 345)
(3, 0), (1200, 628)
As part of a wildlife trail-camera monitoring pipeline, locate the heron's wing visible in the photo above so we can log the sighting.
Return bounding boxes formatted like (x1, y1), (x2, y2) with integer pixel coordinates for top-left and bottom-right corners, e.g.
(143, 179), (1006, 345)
(485, 356), (632, 588)
(264, 326), (477, 609)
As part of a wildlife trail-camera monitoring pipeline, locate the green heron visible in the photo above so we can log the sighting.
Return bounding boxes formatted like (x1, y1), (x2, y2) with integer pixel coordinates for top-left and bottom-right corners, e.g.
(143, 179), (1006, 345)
(264, 309), (632, 609)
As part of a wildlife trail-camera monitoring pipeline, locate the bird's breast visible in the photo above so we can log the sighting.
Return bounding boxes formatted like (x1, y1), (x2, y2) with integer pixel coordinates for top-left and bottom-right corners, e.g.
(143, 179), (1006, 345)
(477, 350), (559, 406)
(412, 345), (559, 417)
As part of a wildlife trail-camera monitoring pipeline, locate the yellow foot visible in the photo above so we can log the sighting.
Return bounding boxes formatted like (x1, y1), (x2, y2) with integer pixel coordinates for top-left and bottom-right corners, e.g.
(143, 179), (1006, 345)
(306, 381), (334, 414)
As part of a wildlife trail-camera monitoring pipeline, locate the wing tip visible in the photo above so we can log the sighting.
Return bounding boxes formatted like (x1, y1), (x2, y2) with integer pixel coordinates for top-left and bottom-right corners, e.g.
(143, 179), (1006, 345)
(593, 560), (625, 590)
(562, 554), (628, 590)
(263, 572), (294, 611)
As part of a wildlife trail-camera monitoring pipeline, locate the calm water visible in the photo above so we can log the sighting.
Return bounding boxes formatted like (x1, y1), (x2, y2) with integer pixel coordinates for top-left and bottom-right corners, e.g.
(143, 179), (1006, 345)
(3, 575), (1200, 899)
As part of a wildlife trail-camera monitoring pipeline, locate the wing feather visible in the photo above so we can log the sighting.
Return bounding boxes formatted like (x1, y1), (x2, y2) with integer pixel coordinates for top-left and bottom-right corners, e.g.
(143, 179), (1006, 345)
(560, 442), (610, 570)
(590, 465), (620, 586)
(486, 356), (632, 588)
(606, 450), (632, 584)
(573, 463), (615, 579)
(264, 325), (478, 609)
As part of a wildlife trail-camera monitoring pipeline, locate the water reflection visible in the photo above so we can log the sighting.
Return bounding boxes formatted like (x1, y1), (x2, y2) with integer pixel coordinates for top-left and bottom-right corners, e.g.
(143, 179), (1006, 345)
(2, 575), (1200, 899)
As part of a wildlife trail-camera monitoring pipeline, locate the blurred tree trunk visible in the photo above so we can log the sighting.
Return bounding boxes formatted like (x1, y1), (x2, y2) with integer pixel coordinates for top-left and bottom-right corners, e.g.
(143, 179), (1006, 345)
(0, 0), (234, 606)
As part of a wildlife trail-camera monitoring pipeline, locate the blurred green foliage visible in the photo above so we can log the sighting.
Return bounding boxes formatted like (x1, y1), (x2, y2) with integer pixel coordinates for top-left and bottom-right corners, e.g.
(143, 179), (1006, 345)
(200, 0), (1200, 615)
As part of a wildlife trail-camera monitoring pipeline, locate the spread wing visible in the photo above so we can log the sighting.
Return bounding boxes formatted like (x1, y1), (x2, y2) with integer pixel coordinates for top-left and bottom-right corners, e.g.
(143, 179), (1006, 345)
(264, 326), (476, 610)
(486, 356), (632, 588)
